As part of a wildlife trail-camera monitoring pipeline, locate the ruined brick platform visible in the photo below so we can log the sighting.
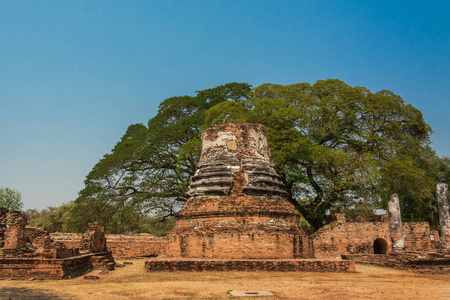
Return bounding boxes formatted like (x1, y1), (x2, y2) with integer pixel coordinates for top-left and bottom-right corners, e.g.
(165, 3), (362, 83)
(343, 250), (450, 274)
(1, 208), (115, 280)
(145, 257), (355, 272)
(51, 233), (167, 259)
(0, 252), (111, 280)
(313, 214), (432, 258)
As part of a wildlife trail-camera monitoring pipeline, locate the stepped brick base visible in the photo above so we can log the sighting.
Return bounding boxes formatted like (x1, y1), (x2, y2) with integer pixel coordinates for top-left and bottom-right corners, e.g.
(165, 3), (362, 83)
(343, 250), (450, 274)
(0, 252), (112, 280)
(145, 257), (355, 272)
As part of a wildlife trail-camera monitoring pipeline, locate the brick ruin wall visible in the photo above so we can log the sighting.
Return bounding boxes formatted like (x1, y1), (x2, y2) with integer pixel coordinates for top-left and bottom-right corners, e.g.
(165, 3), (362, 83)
(43, 216), (431, 261)
(49, 232), (84, 249)
(0, 208), (114, 279)
(403, 222), (432, 251)
(51, 233), (167, 258)
(343, 250), (450, 274)
(1, 212), (433, 272)
(313, 214), (391, 259)
(105, 234), (167, 258)
(46, 216), (430, 261)
(313, 214), (431, 259)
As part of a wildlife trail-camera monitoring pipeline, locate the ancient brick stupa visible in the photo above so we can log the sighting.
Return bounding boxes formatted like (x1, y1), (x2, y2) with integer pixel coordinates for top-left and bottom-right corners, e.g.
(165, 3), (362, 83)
(147, 123), (355, 272)
(166, 123), (311, 259)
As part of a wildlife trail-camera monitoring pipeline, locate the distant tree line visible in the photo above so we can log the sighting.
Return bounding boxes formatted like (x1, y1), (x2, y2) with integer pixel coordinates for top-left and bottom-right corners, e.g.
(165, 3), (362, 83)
(16, 80), (450, 233)
(24, 201), (175, 235)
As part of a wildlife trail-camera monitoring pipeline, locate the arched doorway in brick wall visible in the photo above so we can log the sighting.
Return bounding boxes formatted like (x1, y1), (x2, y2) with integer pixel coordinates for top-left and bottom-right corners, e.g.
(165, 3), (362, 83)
(373, 238), (388, 254)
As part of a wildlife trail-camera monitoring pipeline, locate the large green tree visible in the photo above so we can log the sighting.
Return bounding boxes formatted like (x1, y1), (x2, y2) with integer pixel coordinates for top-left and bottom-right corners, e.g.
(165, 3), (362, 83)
(0, 187), (23, 211)
(74, 82), (251, 233)
(205, 79), (435, 228)
(75, 79), (441, 232)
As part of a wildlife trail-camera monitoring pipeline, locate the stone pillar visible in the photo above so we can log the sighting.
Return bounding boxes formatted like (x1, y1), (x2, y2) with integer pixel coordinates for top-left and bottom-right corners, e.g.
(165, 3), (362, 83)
(388, 193), (405, 250)
(437, 183), (450, 247)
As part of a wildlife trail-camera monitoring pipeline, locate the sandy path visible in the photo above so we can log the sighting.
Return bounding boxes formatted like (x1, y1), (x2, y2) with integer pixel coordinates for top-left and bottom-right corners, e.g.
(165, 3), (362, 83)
(0, 259), (448, 299)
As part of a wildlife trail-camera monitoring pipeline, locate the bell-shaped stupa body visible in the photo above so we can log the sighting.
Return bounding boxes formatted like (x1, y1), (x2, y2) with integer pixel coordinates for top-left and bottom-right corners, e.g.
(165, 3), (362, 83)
(188, 123), (288, 200)
(167, 123), (311, 259)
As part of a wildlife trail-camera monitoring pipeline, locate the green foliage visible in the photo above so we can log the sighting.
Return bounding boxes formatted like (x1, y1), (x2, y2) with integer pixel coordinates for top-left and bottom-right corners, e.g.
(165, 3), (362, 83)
(298, 213), (314, 235)
(25, 202), (78, 233)
(75, 78), (442, 232)
(0, 187), (23, 211)
(134, 216), (176, 236)
(331, 201), (377, 217)
(392, 153), (450, 229)
(204, 101), (248, 128)
(25, 201), (176, 235)
(74, 82), (251, 233)
(432, 155), (450, 184)
(208, 79), (435, 229)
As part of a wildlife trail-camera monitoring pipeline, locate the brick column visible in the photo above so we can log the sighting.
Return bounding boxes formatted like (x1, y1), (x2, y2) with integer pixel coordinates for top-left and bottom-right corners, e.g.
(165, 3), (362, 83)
(388, 193), (405, 250)
(84, 222), (107, 253)
(437, 183), (450, 247)
(3, 211), (28, 256)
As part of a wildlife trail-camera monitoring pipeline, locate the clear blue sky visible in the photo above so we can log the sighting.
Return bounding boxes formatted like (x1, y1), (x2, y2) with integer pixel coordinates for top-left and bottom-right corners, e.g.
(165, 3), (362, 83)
(1, 0), (449, 210)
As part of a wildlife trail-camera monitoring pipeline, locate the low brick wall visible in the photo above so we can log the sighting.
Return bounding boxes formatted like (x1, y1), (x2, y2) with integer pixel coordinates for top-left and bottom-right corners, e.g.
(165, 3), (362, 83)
(0, 254), (93, 279)
(403, 222), (431, 251)
(342, 251), (450, 274)
(145, 258), (355, 272)
(106, 234), (167, 258)
(50, 233), (167, 259)
(50, 233), (84, 249)
(312, 215), (432, 259)
(342, 253), (407, 269)
(313, 215), (391, 259)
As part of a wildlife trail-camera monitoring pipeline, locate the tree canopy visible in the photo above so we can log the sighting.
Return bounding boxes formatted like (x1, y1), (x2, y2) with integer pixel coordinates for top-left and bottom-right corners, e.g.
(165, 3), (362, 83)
(73, 82), (252, 233)
(74, 79), (446, 232)
(0, 187), (23, 211)
(244, 80), (436, 228)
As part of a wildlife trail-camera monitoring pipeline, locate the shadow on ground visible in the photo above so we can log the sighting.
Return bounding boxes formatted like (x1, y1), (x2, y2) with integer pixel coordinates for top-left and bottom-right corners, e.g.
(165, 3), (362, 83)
(0, 287), (70, 300)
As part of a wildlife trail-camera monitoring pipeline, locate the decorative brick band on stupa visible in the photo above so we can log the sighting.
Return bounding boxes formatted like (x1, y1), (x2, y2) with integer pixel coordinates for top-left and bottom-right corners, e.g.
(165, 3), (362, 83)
(166, 123), (312, 259)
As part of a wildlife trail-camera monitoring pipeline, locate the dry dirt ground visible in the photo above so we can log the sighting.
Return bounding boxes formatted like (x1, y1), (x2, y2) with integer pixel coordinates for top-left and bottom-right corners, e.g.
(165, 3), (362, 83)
(0, 259), (448, 299)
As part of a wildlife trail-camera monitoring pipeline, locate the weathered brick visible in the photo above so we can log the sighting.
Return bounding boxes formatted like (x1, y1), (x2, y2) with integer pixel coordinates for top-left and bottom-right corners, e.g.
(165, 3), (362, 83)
(313, 214), (432, 259)
(145, 257), (355, 272)
(166, 124), (311, 259)
(0, 208), (115, 279)
(51, 233), (167, 258)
